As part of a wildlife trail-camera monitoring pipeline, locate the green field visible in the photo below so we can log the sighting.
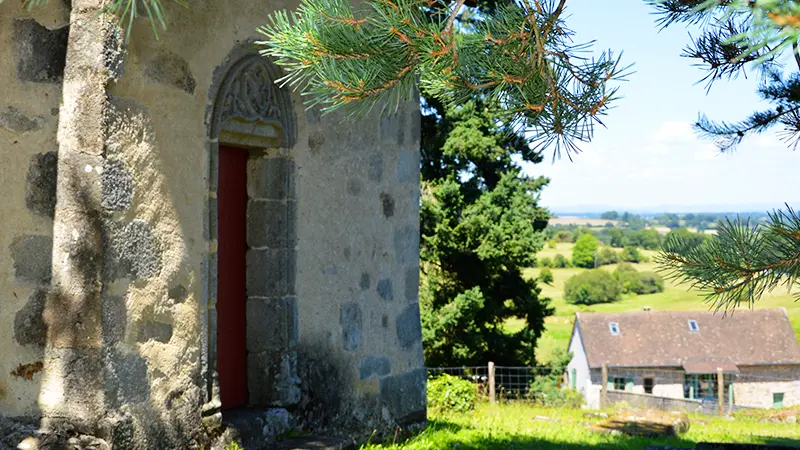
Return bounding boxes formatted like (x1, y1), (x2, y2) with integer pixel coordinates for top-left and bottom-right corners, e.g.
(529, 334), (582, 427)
(361, 403), (800, 450)
(521, 243), (800, 363)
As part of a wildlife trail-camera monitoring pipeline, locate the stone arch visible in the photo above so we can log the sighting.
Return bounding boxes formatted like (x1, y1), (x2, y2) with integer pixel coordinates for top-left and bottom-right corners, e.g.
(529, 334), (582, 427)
(203, 42), (299, 414)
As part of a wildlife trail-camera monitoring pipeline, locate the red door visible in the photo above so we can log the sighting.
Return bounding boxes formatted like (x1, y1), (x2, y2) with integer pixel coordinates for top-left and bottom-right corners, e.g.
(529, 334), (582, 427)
(217, 146), (248, 409)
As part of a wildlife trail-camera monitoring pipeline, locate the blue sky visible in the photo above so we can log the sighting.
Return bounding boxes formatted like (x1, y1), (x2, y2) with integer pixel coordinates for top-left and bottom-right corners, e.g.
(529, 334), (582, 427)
(520, 0), (800, 213)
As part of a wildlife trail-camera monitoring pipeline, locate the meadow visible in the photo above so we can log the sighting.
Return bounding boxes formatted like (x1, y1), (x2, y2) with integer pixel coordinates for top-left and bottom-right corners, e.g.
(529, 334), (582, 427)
(516, 243), (800, 364)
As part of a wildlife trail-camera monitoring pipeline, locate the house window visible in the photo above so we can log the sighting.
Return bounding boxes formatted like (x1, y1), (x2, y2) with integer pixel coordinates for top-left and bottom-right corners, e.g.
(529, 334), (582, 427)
(773, 393), (785, 409)
(609, 322), (620, 336)
(688, 320), (699, 332)
(643, 377), (655, 394)
(609, 377), (633, 391)
(684, 374), (731, 400)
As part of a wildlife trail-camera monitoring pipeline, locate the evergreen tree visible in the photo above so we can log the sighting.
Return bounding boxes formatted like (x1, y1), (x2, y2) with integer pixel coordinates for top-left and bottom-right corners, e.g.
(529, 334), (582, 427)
(572, 233), (599, 268)
(419, 96), (553, 367)
(651, 1), (800, 310)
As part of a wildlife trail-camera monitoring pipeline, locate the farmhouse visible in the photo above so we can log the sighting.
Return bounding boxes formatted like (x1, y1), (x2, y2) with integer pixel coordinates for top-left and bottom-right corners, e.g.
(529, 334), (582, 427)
(567, 309), (800, 411)
(0, 1), (424, 448)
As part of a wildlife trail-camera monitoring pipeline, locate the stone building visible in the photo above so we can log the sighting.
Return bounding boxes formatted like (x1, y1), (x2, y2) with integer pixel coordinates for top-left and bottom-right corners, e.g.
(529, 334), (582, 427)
(0, 1), (424, 448)
(567, 309), (800, 413)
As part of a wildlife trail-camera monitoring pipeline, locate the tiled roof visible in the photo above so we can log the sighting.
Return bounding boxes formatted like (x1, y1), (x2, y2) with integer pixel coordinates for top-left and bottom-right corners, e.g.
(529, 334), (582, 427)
(573, 309), (800, 369)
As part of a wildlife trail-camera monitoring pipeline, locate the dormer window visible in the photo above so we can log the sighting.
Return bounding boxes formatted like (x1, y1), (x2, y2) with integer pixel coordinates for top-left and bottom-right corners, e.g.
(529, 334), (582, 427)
(688, 320), (699, 332)
(609, 322), (620, 336)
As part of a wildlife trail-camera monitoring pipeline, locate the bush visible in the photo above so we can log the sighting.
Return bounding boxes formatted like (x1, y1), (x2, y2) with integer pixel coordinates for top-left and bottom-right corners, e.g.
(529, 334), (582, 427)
(427, 374), (477, 413)
(547, 239), (557, 249)
(564, 269), (622, 305)
(538, 256), (553, 268)
(555, 230), (572, 243)
(596, 247), (619, 266)
(572, 234), (599, 268)
(553, 253), (572, 268)
(613, 263), (665, 295)
(528, 348), (584, 408)
(538, 267), (554, 285)
(620, 246), (643, 263)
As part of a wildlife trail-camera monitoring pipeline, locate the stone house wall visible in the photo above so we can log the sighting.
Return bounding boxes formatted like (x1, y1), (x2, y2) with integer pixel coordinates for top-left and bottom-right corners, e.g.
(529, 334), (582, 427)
(734, 366), (800, 409)
(0, 1), (424, 448)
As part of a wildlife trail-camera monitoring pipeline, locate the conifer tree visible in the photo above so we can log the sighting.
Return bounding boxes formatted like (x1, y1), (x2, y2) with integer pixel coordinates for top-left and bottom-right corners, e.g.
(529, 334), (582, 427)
(651, 1), (800, 311)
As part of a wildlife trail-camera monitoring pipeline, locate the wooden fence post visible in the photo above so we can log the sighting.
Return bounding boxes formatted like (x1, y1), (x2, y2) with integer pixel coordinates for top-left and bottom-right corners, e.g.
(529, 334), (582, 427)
(717, 367), (725, 416)
(601, 363), (608, 409)
(488, 361), (496, 404)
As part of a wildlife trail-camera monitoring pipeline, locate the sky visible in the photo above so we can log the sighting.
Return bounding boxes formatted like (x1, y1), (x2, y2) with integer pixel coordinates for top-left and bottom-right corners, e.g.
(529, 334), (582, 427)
(519, 1), (800, 213)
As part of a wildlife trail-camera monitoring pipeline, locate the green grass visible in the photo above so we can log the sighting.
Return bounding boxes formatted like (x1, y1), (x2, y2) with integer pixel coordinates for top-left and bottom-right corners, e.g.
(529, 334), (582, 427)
(520, 243), (800, 363)
(361, 403), (800, 450)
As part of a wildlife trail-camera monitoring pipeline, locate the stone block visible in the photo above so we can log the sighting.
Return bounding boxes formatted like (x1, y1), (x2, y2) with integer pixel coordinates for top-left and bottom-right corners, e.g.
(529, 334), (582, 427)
(380, 192), (395, 218)
(144, 51), (196, 94)
(247, 200), (296, 249)
(246, 297), (299, 352)
(0, 106), (43, 133)
(396, 303), (421, 349)
(10, 234), (52, 285)
(100, 157), (133, 212)
(168, 284), (188, 303)
(104, 349), (150, 409)
(247, 249), (295, 297)
(25, 151), (58, 219)
(249, 158), (295, 200)
(379, 368), (427, 425)
(340, 302), (362, 352)
(308, 130), (325, 153)
(359, 272), (371, 291)
(359, 356), (391, 380)
(368, 154), (383, 182)
(104, 219), (162, 281)
(377, 279), (393, 301)
(394, 151), (418, 183)
(14, 288), (48, 347)
(393, 226), (419, 265)
(248, 351), (275, 406)
(137, 320), (173, 343)
(101, 295), (126, 345)
(405, 268), (419, 302)
(12, 19), (68, 83)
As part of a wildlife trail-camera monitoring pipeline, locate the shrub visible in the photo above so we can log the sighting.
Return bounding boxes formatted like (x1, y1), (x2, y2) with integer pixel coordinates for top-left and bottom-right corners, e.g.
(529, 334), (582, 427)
(596, 247), (619, 266)
(620, 246), (643, 263)
(528, 349), (584, 408)
(538, 267), (554, 285)
(547, 239), (557, 249)
(564, 269), (622, 305)
(427, 373), (477, 413)
(538, 256), (553, 268)
(613, 264), (665, 295)
(572, 234), (599, 268)
(552, 253), (571, 268)
(555, 230), (572, 243)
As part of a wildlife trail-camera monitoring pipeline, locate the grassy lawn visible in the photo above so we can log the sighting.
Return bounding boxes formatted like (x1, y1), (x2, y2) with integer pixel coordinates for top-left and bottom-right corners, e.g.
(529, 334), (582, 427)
(361, 403), (800, 450)
(517, 243), (800, 363)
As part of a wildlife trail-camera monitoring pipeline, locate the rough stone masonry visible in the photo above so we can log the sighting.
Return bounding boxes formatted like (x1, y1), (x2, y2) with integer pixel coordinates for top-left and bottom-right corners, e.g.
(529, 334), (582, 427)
(0, 0), (425, 448)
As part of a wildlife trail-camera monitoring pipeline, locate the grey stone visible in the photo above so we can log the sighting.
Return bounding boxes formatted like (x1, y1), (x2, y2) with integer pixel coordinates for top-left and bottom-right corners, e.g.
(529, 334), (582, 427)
(273, 352), (302, 407)
(393, 226), (419, 265)
(249, 158), (295, 200)
(25, 151), (58, 219)
(377, 279), (393, 301)
(101, 157), (133, 212)
(405, 268), (419, 302)
(246, 297), (298, 352)
(168, 285), (188, 303)
(14, 288), (47, 347)
(247, 249), (295, 296)
(144, 51), (196, 94)
(137, 321), (173, 343)
(382, 315), (389, 328)
(10, 235), (52, 285)
(347, 178), (363, 196)
(0, 106), (43, 133)
(395, 151), (417, 183)
(0, 416), (38, 450)
(104, 219), (162, 280)
(396, 303), (422, 349)
(359, 356), (391, 380)
(368, 154), (383, 182)
(12, 19), (68, 83)
(380, 192), (395, 218)
(101, 295), (126, 345)
(340, 302), (362, 352)
(247, 200), (296, 249)
(248, 352), (301, 407)
(308, 130), (325, 153)
(379, 368), (427, 425)
(104, 349), (149, 408)
(263, 408), (291, 439)
(359, 272), (371, 291)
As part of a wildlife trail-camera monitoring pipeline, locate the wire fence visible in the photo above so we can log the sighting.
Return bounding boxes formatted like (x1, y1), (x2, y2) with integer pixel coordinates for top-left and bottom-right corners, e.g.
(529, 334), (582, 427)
(427, 364), (800, 413)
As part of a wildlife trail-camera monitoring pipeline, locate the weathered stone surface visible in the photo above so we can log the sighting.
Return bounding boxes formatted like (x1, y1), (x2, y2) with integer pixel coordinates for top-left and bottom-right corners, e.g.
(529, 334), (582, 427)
(104, 349), (149, 409)
(0, 106), (43, 133)
(137, 320), (173, 343)
(0, 416), (38, 450)
(249, 158), (295, 200)
(168, 284), (188, 303)
(104, 219), (161, 280)
(359, 272), (371, 291)
(377, 279), (393, 301)
(101, 295), (126, 345)
(404, 268), (419, 302)
(592, 410), (690, 437)
(347, 178), (363, 196)
(396, 304), (421, 349)
(25, 152), (58, 219)
(274, 436), (356, 450)
(12, 19), (68, 83)
(380, 192), (395, 218)
(14, 288), (48, 347)
(340, 302), (362, 352)
(394, 151), (417, 183)
(100, 157), (133, 212)
(368, 154), (383, 182)
(10, 235), (52, 285)
(247, 249), (296, 296)
(247, 200), (296, 249)
(359, 356), (391, 380)
(379, 368), (427, 425)
(246, 296), (298, 352)
(393, 227), (419, 265)
(248, 352), (301, 407)
(308, 130), (325, 153)
(144, 51), (196, 94)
